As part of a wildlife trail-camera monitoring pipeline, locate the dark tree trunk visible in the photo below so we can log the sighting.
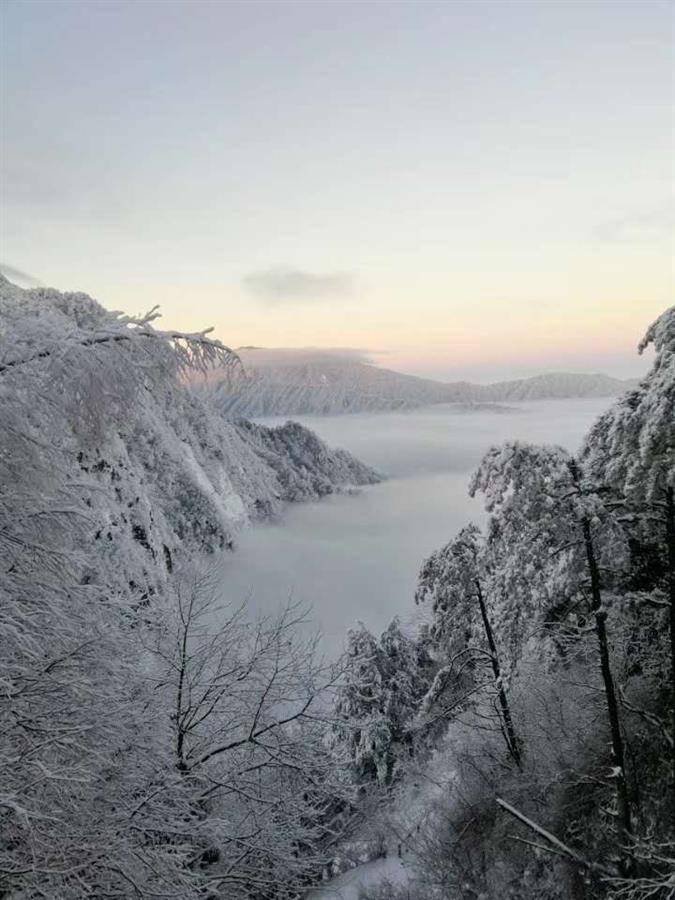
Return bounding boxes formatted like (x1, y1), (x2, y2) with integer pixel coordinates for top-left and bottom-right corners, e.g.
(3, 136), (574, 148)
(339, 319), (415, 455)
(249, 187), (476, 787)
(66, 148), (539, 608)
(176, 618), (189, 772)
(581, 516), (632, 846)
(475, 579), (522, 768)
(666, 485), (675, 805)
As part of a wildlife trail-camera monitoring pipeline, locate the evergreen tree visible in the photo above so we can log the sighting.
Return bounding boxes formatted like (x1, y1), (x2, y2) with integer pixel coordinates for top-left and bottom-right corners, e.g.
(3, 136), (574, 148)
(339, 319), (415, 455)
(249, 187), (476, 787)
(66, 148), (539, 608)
(332, 619), (430, 786)
(416, 524), (521, 767)
(470, 442), (633, 847)
(583, 306), (675, 795)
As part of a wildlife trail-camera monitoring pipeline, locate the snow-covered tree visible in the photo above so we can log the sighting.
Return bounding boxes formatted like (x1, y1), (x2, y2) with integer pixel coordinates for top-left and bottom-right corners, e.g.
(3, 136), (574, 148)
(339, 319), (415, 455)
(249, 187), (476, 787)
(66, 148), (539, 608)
(415, 524), (521, 766)
(582, 306), (675, 792)
(0, 277), (244, 896)
(140, 564), (349, 896)
(470, 442), (633, 847)
(332, 619), (430, 786)
(332, 624), (393, 786)
(583, 306), (674, 514)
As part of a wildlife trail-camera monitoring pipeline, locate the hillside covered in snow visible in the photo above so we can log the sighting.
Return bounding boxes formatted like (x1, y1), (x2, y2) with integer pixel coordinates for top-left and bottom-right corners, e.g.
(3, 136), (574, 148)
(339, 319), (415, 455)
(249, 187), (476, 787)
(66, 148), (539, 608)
(199, 347), (636, 417)
(0, 275), (379, 611)
(1, 275), (385, 899)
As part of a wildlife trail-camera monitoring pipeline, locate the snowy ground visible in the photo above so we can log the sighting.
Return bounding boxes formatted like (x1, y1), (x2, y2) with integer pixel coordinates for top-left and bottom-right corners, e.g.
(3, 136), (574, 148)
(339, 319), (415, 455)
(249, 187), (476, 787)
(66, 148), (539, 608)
(305, 855), (410, 899)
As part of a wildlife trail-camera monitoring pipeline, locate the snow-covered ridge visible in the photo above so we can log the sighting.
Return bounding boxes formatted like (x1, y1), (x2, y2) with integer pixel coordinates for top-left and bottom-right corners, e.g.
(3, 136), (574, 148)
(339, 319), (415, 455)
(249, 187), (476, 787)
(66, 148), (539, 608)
(236, 418), (380, 502)
(198, 348), (636, 417)
(0, 276), (383, 898)
(0, 277), (379, 600)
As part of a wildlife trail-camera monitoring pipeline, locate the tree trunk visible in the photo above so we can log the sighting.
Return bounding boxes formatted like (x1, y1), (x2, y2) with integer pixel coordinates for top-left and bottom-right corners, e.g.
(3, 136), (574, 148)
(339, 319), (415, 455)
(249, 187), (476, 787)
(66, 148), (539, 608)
(581, 516), (632, 845)
(175, 617), (189, 772)
(475, 579), (522, 768)
(496, 797), (614, 882)
(666, 485), (675, 806)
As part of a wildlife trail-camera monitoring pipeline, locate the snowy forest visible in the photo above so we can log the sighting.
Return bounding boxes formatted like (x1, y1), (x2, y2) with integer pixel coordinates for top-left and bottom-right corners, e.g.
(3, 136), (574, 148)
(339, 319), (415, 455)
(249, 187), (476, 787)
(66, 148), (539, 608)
(1, 275), (673, 900)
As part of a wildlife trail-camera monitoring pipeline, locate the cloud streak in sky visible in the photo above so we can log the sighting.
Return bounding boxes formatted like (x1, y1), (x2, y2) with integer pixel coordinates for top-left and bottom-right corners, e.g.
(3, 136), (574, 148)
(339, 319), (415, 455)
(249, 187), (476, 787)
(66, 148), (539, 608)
(237, 346), (373, 366)
(0, 263), (43, 287)
(243, 267), (355, 304)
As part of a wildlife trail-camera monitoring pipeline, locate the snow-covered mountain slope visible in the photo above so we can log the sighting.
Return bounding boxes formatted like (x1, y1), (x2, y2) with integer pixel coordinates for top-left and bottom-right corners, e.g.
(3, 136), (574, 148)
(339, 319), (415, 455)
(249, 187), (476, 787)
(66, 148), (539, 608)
(467, 370), (636, 401)
(0, 277), (379, 603)
(1, 278), (383, 898)
(198, 348), (636, 417)
(202, 351), (457, 416)
(236, 419), (379, 503)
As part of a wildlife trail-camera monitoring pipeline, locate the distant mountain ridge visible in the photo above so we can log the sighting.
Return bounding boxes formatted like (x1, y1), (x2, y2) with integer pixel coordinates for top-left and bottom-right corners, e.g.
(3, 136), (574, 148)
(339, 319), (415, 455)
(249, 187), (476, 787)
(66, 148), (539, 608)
(198, 348), (637, 417)
(462, 371), (636, 402)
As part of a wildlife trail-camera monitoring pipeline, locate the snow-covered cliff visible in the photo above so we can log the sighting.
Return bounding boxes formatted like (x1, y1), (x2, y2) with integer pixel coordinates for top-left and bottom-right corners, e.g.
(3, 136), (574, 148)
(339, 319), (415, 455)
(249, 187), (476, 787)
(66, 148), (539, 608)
(0, 277), (379, 603)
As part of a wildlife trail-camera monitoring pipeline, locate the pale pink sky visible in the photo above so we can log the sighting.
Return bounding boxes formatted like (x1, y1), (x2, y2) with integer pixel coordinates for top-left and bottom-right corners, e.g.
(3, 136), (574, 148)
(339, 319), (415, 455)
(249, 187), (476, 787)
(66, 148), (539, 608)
(2, 0), (672, 380)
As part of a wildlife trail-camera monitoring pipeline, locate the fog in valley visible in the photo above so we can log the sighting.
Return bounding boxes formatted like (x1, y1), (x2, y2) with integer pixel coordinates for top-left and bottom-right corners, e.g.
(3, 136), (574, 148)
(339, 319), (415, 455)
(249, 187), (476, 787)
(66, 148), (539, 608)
(221, 398), (611, 653)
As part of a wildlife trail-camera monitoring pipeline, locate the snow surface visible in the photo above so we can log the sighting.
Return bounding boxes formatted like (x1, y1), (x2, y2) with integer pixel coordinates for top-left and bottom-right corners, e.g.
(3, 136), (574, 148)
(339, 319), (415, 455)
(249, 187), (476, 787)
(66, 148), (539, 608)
(305, 856), (410, 899)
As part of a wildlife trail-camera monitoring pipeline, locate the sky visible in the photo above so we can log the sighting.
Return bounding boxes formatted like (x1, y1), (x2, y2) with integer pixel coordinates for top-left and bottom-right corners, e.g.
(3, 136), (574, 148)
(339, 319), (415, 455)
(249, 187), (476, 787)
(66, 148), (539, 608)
(1, 0), (673, 380)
